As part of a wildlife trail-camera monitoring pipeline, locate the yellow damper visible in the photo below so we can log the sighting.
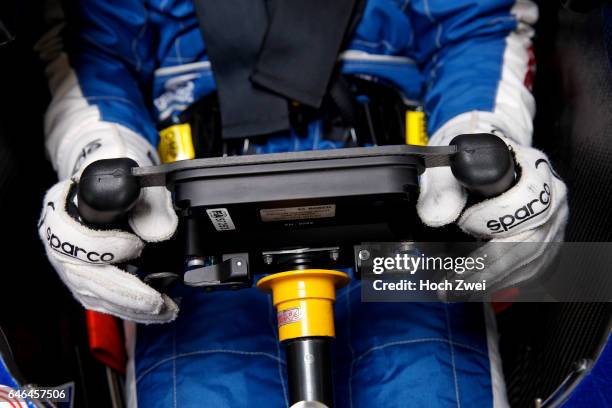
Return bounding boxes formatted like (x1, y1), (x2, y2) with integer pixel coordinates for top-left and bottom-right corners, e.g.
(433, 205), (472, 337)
(257, 269), (349, 342)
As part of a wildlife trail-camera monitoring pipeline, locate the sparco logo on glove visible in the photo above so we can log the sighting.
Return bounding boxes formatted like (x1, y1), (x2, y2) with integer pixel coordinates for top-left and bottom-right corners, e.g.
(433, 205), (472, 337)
(487, 183), (551, 233)
(46, 226), (115, 263)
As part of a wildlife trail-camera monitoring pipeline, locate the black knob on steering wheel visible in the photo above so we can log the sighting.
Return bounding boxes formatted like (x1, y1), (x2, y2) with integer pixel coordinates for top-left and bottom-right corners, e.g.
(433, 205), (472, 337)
(449, 133), (515, 198)
(77, 158), (141, 226)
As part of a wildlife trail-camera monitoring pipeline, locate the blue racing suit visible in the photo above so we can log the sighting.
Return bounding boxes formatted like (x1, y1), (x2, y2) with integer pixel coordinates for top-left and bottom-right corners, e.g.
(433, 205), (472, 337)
(39, 0), (538, 406)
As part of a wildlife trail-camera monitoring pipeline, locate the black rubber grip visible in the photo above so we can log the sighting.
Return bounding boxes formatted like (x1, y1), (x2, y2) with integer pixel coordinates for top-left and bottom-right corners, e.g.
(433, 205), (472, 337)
(77, 158), (141, 226)
(449, 133), (515, 198)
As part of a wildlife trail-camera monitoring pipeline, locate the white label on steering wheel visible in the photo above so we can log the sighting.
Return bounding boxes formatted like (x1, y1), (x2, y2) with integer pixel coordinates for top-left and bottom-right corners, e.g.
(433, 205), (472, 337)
(260, 204), (336, 222)
(206, 208), (236, 231)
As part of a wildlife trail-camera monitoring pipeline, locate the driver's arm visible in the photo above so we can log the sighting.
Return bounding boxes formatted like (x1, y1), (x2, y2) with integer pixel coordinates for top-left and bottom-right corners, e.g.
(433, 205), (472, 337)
(411, 0), (568, 289)
(36, 0), (179, 323)
(411, 0), (537, 145)
(38, 0), (159, 178)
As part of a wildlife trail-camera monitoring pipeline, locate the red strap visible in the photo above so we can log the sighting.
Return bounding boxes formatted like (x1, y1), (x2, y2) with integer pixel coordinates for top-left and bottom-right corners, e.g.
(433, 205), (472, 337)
(85, 310), (127, 375)
(491, 287), (520, 313)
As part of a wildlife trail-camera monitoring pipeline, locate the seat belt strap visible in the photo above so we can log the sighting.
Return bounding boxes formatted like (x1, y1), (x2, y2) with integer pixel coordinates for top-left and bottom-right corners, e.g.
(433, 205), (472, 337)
(194, 0), (289, 139)
(251, 0), (358, 108)
(193, 0), (360, 140)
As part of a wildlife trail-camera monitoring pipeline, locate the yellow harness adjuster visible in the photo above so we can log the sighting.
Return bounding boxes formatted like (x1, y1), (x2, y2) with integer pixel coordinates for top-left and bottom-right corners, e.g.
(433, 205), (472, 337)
(405, 110), (428, 146)
(158, 123), (196, 163)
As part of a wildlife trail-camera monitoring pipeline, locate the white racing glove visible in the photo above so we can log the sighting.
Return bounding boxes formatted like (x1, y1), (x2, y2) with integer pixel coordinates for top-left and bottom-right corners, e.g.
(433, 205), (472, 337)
(38, 125), (179, 323)
(417, 113), (569, 291)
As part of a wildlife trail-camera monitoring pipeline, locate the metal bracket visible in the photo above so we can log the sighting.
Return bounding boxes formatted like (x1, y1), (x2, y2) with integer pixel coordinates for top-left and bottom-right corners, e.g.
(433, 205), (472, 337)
(184, 253), (251, 290)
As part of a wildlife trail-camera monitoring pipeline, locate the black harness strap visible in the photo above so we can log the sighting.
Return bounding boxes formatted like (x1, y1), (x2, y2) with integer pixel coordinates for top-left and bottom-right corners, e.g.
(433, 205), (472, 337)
(193, 0), (360, 140)
(251, 0), (357, 108)
(194, 0), (288, 139)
